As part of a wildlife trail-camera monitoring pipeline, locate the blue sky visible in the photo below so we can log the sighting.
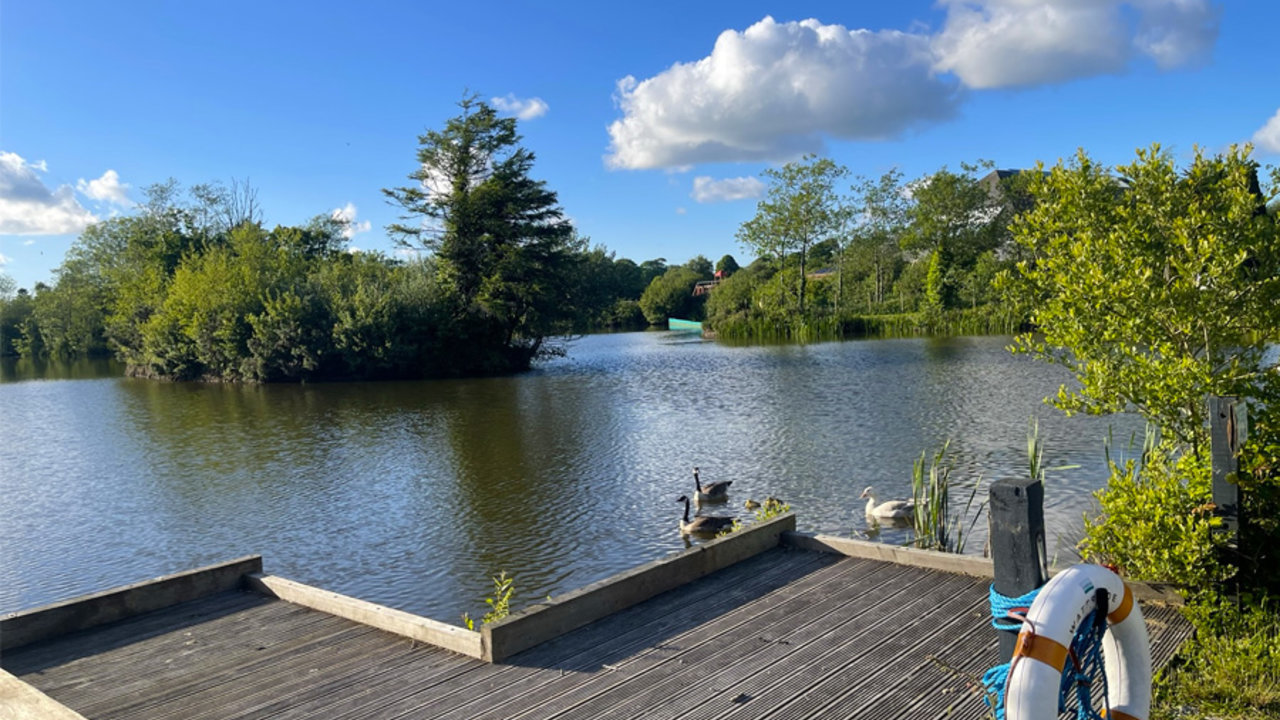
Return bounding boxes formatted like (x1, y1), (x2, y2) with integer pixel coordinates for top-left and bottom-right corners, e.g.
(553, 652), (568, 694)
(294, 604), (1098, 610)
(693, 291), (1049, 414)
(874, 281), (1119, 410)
(3, 1), (1279, 292)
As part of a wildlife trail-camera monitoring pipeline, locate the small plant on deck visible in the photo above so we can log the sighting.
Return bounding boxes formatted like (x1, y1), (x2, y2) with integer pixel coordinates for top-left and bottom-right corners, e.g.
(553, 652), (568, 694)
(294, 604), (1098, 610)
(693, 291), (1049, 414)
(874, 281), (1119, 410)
(715, 497), (791, 538)
(462, 571), (515, 631)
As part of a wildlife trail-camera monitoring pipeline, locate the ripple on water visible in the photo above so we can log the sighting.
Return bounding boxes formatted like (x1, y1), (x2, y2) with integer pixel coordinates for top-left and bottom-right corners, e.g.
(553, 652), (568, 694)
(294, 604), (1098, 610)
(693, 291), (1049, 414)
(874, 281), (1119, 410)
(1, 334), (1141, 621)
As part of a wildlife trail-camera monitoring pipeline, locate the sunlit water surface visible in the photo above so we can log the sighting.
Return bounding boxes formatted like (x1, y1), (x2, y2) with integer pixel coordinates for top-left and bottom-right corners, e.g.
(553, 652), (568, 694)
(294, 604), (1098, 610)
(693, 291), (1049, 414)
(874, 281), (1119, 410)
(0, 333), (1142, 623)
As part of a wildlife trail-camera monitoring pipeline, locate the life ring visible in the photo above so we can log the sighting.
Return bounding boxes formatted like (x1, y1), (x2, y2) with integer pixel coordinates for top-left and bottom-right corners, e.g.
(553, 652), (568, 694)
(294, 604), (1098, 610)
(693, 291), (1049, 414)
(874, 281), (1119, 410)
(1005, 564), (1153, 720)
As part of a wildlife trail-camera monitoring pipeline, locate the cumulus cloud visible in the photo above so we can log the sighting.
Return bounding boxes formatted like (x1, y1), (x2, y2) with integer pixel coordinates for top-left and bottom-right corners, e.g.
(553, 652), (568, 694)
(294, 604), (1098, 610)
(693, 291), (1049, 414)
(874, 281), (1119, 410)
(491, 94), (549, 120)
(76, 169), (132, 206)
(331, 202), (372, 240)
(606, 16), (961, 170)
(1253, 109), (1280, 154)
(0, 252), (11, 267)
(0, 151), (98, 235)
(691, 175), (766, 203)
(607, 6), (1219, 168)
(932, 0), (1219, 89)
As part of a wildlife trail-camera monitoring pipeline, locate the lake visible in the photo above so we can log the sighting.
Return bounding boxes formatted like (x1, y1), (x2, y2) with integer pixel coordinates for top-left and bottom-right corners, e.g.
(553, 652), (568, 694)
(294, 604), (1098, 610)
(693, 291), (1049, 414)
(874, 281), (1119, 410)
(0, 332), (1141, 623)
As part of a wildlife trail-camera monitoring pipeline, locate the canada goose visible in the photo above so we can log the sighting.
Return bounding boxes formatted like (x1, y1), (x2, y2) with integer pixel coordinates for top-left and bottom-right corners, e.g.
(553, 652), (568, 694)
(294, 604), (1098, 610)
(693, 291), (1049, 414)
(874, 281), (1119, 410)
(693, 466), (732, 502)
(859, 486), (915, 519)
(744, 499), (761, 510)
(676, 495), (734, 536)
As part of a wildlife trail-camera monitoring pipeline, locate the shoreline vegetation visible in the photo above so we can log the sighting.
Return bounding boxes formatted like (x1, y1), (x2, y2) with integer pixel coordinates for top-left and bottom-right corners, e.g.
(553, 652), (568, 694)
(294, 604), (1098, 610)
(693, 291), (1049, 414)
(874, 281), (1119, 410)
(0, 96), (1045, 380)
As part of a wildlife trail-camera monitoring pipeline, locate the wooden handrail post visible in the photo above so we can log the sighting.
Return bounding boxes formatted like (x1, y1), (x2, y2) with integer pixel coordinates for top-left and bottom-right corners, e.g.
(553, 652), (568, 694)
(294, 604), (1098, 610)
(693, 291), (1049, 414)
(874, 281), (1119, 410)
(1208, 396), (1246, 569)
(989, 477), (1047, 662)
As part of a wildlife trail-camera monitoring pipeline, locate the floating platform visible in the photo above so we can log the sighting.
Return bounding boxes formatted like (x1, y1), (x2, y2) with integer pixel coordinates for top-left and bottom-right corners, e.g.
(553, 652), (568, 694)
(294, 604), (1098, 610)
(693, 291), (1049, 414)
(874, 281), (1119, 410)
(1, 516), (1191, 719)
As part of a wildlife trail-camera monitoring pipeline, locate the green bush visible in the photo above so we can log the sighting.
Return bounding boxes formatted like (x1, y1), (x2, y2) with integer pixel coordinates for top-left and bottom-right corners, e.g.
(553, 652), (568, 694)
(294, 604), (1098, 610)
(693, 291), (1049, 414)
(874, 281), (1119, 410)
(1079, 432), (1230, 592)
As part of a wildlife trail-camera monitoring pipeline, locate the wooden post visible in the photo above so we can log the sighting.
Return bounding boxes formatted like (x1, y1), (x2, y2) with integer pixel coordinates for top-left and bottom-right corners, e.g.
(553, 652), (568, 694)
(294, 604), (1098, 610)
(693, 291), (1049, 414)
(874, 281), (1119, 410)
(1208, 396), (1246, 553)
(989, 477), (1047, 662)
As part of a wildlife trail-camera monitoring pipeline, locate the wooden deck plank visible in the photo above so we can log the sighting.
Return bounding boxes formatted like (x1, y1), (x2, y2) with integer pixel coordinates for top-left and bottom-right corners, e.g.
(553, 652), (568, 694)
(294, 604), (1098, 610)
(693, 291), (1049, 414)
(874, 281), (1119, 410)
(719, 574), (990, 720)
(524, 558), (936, 717)
(2, 591), (274, 675)
(625, 570), (988, 720)
(32, 600), (335, 700)
(4, 551), (1193, 720)
(320, 549), (839, 720)
(654, 570), (983, 720)
(412, 556), (886, 720)
(75, 620), (380, 719)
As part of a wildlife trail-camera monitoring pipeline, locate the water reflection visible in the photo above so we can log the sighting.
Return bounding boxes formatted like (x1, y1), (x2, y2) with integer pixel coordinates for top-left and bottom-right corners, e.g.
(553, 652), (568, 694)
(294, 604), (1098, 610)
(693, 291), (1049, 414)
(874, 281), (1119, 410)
(0, 333), (1141, 622)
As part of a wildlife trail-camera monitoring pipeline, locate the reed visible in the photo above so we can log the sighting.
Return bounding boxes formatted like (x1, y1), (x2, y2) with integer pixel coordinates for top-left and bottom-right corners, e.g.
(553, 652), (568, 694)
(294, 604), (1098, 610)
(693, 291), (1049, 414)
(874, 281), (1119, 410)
(909, 442), (983, 553)
(711, 306), (1027, 344)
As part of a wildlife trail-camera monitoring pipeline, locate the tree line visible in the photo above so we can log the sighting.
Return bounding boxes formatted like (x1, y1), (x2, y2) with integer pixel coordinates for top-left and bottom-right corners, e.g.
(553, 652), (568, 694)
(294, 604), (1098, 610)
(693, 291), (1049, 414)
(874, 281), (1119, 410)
(0, 97), (679, 380)
(687, 155), (1036, 339)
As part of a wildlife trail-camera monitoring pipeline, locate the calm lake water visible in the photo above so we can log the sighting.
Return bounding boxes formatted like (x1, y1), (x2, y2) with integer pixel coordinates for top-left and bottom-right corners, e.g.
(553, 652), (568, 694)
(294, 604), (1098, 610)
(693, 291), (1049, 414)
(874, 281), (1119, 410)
(0, 332), (1142, 623)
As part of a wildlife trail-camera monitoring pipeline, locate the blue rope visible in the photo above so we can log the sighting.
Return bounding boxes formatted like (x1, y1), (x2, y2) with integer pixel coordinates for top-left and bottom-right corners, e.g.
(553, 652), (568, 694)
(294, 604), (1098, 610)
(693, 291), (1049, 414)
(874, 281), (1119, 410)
(981, 585), (1111, 720)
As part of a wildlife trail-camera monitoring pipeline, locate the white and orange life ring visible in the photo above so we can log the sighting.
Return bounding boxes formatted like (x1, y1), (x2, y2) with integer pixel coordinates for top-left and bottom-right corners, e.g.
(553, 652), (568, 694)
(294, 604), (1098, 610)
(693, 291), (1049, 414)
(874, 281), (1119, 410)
(1005, 564), (1153, 720)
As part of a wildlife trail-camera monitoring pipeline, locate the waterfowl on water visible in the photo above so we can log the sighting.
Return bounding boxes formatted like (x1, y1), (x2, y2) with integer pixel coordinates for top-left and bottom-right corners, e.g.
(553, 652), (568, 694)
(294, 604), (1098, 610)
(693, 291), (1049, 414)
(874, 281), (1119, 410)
(744, 499), (761, 510)
(677, 495), (734, 536)
(859, 486), (915, 519)
(693, 466), (732, 502)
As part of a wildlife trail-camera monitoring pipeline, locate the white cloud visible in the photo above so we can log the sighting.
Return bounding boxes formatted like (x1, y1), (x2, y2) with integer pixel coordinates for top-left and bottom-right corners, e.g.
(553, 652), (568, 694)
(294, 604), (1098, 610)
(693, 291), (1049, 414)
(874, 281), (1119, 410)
(932, 0), (1219, 89)
(0, 151), (98, 235)
(606, 16), (961, 170)
(76, 169), (132, 206)
(492, 94), (549, 121)
(0, 252), (11, 267)
(330, 202), (372, 240)
(675, 207), (687, 215)
(1253, 109), (1280, 154)
(691, 175), (765, 203)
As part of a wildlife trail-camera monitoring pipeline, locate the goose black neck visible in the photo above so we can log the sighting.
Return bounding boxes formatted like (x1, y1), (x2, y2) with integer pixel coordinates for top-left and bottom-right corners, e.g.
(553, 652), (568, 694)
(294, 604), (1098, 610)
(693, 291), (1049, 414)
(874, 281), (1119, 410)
(682, 496), (691, 522)
(693, 468), (702, 491)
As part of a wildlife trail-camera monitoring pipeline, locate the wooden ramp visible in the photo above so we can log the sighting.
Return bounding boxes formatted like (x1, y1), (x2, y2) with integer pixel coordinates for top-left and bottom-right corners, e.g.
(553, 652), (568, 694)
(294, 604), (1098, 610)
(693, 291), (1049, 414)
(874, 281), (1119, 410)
(2, 547), (1191, 720)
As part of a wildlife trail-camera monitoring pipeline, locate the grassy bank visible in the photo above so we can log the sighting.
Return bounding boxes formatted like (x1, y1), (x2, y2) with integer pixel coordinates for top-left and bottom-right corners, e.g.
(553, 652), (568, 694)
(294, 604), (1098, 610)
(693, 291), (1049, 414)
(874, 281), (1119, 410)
(711, 306), (1027, 344)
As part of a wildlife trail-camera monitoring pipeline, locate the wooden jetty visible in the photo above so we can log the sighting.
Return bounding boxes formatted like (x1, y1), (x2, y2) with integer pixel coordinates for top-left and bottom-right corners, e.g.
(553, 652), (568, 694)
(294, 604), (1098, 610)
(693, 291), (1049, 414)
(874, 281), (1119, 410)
(1, 514), (1191, 720)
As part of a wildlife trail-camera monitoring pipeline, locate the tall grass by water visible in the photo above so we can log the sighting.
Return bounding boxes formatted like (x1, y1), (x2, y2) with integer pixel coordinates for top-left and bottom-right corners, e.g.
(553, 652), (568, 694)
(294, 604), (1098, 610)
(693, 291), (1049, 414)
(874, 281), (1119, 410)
(713, 306), (1027, 344)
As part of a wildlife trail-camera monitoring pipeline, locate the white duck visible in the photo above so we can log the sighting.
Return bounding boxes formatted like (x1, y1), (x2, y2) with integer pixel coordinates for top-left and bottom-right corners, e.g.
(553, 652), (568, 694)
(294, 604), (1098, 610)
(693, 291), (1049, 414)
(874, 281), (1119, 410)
(859, 486), (915, 519)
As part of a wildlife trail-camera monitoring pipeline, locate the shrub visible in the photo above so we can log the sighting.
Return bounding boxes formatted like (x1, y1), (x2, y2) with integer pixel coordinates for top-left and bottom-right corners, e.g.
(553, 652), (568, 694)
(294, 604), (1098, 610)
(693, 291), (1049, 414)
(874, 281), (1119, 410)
(1079, 430), (1230, 592)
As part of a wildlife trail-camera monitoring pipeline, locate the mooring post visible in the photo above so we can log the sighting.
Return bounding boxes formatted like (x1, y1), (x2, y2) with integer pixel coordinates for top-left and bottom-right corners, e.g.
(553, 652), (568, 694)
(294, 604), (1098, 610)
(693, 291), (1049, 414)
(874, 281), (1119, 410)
(1208, 396), (1246, 562)
(989, 477), (1047, 662)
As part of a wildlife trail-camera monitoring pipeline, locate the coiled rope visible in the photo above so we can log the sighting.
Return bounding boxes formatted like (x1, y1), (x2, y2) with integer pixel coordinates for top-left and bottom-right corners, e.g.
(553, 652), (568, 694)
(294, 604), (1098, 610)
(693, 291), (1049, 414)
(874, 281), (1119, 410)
(981, 584), (1111, 720)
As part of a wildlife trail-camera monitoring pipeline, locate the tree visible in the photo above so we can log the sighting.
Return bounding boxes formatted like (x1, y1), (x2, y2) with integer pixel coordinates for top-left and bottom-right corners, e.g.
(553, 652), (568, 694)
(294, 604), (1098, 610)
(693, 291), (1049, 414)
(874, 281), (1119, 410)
(999, 145), (1280, 447)
(847, 169), (910, 311)
(715, 254), (740, 277)
(383, 94), (577, 370)
(902, 163), (1001, 310)
(736, 155), (847, 315)
(684, 254), (713, 278)
(638, 266), (703, 325)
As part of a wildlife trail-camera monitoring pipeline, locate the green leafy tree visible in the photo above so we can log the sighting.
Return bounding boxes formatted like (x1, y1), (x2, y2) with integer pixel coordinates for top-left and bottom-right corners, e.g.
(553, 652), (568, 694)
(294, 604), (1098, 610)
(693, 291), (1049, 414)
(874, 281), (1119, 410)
(684, 254), (713, 278)
(847, 169), (910, 311)
(736, 155), (848, 315)
(639, 258), (668, 287)
(638, 266), (703, 325)
(902, 163), (1001, 310)
(383, 94), (576, 371)
(999, 145), (1280, 447)
(715, 254), (739, 277)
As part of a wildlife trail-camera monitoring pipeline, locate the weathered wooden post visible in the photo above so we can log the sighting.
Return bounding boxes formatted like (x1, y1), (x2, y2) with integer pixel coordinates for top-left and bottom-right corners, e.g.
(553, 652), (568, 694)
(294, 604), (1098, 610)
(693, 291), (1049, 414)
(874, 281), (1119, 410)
(1208, 396), (1246, 561)
(989, 477), (1047, 662)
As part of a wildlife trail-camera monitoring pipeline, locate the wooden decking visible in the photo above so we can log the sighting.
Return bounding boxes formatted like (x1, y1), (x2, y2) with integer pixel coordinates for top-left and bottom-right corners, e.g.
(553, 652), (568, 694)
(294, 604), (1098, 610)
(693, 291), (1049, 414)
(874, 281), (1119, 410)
(3, 548), (1192, 720)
